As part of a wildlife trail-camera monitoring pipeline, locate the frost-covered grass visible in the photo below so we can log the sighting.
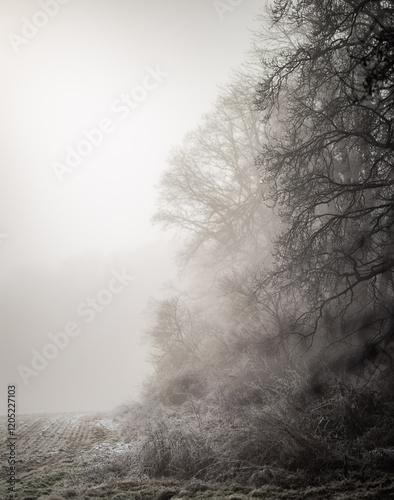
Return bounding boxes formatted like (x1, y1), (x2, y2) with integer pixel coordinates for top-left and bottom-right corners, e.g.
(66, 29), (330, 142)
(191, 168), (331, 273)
(110, 361), (394, 490)
(0, 410), (393, 499)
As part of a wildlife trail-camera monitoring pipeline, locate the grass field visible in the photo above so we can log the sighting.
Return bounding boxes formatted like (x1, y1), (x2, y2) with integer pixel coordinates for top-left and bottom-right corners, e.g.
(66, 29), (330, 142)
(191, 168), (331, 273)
(1, 412), (393, 499)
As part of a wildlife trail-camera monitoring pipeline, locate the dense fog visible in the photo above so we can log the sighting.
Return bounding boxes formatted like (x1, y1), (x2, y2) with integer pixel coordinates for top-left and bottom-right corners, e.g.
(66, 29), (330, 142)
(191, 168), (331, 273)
(2, 0), (394, 493)
(0, 0), (263, 415)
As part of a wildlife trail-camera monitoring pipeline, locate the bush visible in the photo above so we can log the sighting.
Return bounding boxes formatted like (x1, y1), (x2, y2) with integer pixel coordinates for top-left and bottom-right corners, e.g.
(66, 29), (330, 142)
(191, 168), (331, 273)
(111, 362), (394, 486)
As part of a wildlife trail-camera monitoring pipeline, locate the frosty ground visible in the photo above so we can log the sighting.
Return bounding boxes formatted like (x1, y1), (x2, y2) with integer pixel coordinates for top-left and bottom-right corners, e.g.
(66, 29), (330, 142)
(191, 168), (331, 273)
(1, 413), (393, 499)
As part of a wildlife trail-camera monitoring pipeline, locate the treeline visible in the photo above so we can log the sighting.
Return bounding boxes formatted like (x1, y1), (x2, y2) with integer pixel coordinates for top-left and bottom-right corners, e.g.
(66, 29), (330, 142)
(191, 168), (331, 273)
(115, 0), (394, 485)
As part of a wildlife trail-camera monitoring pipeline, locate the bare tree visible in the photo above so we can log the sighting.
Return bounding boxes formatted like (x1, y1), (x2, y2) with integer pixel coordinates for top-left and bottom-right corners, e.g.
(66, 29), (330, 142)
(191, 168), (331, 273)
(153, 74), (277, 268)
(254, 0), (394, 353)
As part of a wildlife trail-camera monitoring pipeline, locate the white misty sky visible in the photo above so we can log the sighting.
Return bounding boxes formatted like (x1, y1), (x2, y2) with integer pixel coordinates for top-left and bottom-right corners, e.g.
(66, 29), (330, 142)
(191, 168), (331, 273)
(0, 0), (266, 415)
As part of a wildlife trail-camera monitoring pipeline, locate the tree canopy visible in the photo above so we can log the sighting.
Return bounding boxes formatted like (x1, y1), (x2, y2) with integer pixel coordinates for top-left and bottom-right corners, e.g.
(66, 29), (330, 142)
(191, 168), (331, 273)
(255, 0), (394, 351)
(153, 74), (277, 268)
